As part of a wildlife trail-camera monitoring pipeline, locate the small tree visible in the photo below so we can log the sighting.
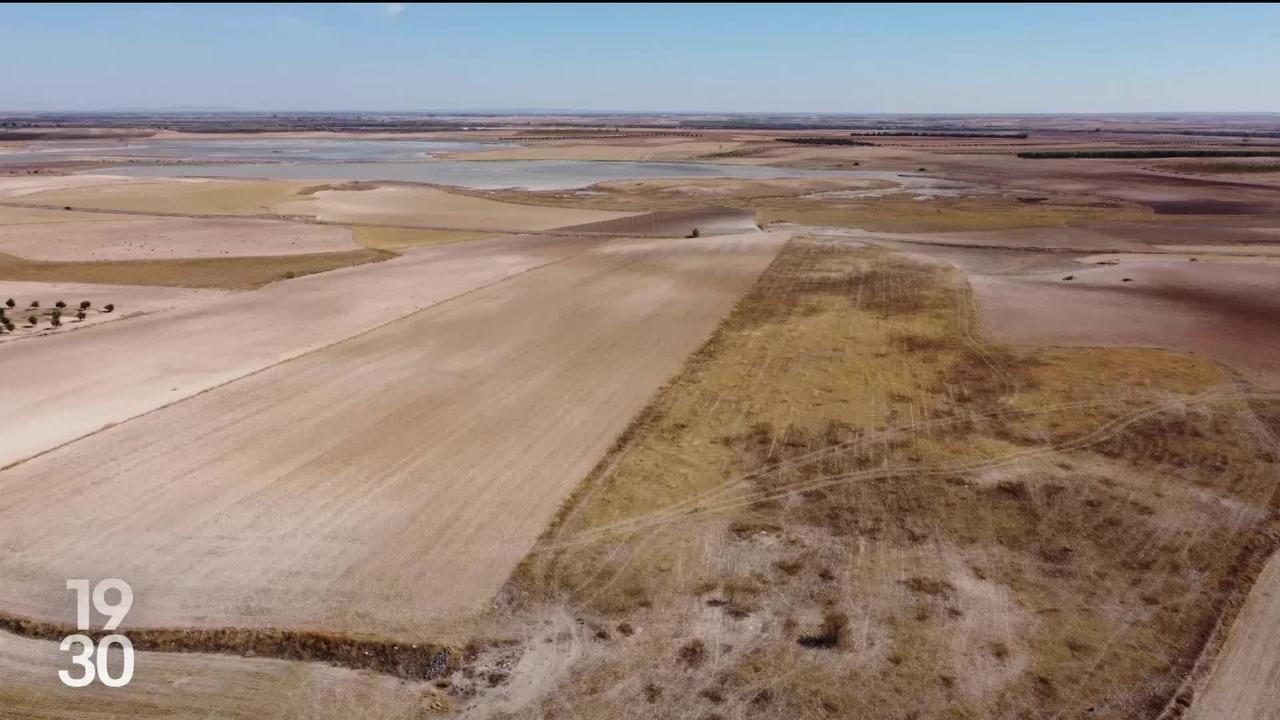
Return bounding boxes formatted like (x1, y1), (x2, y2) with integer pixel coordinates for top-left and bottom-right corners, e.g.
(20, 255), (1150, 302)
(29, 300), (39, 309)
(77, 310), (87, 321)
(51, 315), (61, 327)
(4, 298), (13, 308)
(55, 300), (67, 309)
(79, 300), (91, 310)
(689, 227), (701, 238)
(28, 315), (38, 326)
(103, 303), (115, 313)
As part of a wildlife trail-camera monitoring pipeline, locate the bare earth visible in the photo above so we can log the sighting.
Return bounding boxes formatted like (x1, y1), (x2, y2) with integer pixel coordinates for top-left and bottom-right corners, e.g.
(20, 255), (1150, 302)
(0, 280), (230, 343)
(0, 174), (136, 200)
(0, 230), (787, 637)
(0, 233), (594, 468)
(1189, 553), (1280, 720)
(0, 216), (356, 261)
(275, 185), (634, 231)
(968, 257), (1280, 385)
(0, 632), (441, 720)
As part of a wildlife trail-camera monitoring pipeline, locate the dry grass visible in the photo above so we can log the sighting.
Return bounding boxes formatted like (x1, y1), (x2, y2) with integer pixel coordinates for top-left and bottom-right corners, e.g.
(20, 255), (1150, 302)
(0, 248), (392, 290)
(351, 225), (493, 251)
(501, 238), (1279, 719)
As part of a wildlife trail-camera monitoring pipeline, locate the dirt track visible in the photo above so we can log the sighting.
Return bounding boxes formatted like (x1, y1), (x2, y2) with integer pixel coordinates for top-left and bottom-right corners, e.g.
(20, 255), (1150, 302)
(0, 230), (787, 638)
(1189, 552), (1280, 720)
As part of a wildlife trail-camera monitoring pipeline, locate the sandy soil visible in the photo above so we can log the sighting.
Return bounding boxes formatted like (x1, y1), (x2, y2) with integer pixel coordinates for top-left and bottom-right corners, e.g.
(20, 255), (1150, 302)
(0, 280), (230, 342)
(276, 185), (632, 231)
(0, 233), (595, 468)
(1189, 553), (1280, 720)
(0, 632), (442, 720)
(0, 230), (787, 638)
(967, 256), (1280, 385)
(0, 216), (356, 261)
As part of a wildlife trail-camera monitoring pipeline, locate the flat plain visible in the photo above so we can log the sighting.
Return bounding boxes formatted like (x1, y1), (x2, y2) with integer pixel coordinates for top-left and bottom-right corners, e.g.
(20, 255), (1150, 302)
(1, 117), (1279, 720)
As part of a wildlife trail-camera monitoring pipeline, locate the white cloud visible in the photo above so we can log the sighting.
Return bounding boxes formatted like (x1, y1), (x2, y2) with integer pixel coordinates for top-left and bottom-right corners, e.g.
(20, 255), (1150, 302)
(383, 3), (405, 17)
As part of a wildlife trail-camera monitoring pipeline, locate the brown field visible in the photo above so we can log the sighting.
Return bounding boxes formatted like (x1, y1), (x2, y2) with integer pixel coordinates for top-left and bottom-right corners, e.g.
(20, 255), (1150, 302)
(0, 204), (130, 225)
(966, 255), (1280, 384)
(0, 231), (787, 639)
(14, 177), (314, 215)
(0, 632), (445, 720)
(274, 184), (634, 231)
(0, 216), (356, 261)
(0, 247), (391, 290)
(0, 173), (136, 200)
(556, 205), (759, 237)
(0, 234), (602, 468)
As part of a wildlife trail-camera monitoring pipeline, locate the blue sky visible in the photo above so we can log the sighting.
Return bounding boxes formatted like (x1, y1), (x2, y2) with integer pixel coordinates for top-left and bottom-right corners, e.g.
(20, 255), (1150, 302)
(2, 3), (1278, 113)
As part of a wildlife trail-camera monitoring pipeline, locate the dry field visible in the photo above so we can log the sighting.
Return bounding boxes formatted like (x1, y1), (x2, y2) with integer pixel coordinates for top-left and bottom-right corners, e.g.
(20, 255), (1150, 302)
(0, 280), (230, 343)
(967, 255), (1280, 385)
(0, 216), (356, 261)
(274, 184), (633, 231)
(9, 178), (638, 232)
(556, 206), (760, 237)
(1, 128), (1279, 719)
(0, 233), (601, 468)
(0, 630), (448, 720)
(473, 177), (1161, 234)
(0, 232), (787, 640)
(0, 247), (391, 290)
(13, 177), (315, 215)
(498, 237), (1279, 720)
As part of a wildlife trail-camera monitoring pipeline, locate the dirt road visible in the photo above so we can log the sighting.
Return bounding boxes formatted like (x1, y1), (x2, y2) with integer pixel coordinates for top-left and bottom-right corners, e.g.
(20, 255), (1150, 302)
(0, 230), (787, 638)
(1189, 552), (1280, 720)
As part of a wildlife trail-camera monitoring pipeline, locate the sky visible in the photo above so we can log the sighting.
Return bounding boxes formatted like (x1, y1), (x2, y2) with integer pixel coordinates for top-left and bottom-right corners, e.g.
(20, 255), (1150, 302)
(2, 3), (1278, 114)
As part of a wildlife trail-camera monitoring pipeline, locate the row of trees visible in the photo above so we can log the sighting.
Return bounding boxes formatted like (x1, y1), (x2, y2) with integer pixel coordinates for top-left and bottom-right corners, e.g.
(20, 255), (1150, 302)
(1, 297), (115, 334)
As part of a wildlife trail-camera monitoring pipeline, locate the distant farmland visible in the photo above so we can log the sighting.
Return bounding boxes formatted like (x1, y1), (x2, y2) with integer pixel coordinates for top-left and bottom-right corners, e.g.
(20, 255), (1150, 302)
(1019, 149), (1280, 159)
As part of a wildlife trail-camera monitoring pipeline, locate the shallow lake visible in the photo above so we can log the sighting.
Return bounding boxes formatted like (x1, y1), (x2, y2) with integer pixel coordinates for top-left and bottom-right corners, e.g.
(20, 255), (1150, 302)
(2, 138), (502, 163)
(89, 159), (877, 190)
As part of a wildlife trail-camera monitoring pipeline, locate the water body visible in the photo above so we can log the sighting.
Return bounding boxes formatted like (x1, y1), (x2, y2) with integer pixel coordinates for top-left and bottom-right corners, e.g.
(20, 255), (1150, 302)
(2, 138), (503, 164)
(91, 160), (878, 190)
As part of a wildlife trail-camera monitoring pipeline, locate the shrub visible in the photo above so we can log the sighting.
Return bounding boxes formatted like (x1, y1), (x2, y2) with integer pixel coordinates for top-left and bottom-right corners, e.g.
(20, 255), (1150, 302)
(4, 298), (13, 308)
(55, 300), (66, 309)
(28, 315), (37, 326)
(79, 300), (91, 310)
(689, 227), (700, 238)
(51, 316), (61, 327)
(28, 300), (39, 308)
(77, 310), (86, 321)
(103, 303), (115, 313)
